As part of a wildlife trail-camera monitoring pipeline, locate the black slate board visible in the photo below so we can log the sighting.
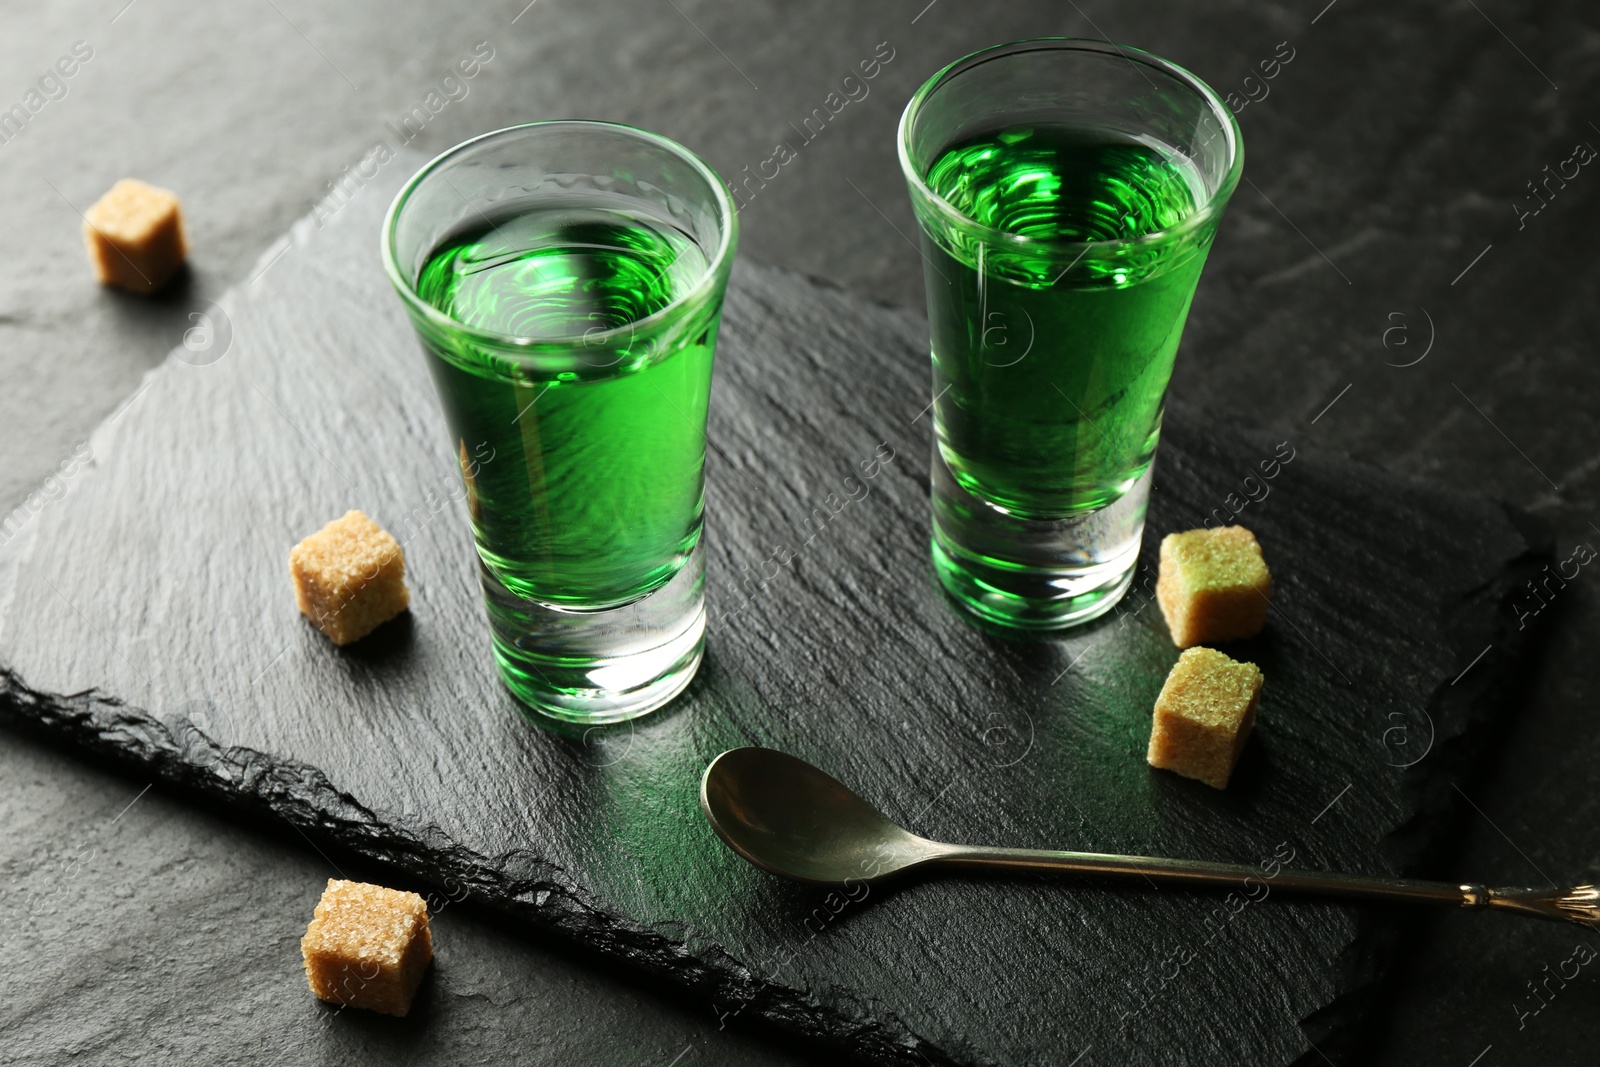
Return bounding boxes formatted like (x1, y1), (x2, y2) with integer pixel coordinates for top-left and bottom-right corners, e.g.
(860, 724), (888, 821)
(0, 155), (1547, 1066)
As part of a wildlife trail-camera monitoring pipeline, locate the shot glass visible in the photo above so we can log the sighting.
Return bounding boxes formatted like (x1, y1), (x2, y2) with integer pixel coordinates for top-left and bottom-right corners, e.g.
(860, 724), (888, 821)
(897, 40), (1242, 630)
(383, 122), (738, 723)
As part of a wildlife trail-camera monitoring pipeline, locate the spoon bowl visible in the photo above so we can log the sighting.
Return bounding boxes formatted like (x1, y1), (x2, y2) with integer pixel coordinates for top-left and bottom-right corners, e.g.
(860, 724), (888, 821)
(699, 747), (936, 885)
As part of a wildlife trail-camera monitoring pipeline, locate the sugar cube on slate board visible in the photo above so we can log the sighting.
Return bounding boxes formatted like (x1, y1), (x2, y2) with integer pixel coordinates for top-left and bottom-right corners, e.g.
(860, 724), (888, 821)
(0, 156), (1547, 1066)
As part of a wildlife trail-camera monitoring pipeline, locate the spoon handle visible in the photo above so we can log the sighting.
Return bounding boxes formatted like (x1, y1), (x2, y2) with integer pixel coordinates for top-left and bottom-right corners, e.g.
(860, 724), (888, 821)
(931, 845), (1600, 928)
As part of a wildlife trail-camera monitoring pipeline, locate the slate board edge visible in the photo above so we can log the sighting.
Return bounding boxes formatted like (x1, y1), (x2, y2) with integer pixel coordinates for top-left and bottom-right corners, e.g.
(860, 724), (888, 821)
(1286, 499), (1552, 1065)
(0, 668), (951, 1066)
(1311, 502), (1554, 1065)
(0, 248), (1554, 1066)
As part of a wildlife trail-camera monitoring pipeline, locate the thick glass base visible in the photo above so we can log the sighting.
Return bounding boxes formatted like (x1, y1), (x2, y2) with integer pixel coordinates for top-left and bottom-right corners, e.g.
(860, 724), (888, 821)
(931, 451), (1150, 631)
(481, 541), (706, 724)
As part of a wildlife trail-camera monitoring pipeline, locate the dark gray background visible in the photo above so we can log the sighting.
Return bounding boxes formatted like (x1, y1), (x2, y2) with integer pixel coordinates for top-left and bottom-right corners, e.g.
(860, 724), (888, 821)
(1, 1), (1594, 1063)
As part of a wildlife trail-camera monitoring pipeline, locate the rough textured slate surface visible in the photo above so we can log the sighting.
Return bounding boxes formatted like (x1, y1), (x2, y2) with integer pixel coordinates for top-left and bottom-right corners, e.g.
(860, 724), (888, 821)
(0, 155), (1547, 1066)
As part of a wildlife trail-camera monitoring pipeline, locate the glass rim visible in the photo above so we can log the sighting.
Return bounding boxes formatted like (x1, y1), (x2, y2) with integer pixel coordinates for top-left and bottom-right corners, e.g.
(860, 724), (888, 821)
(896, 38), (1245, 256)
(381, 120), (739, 351)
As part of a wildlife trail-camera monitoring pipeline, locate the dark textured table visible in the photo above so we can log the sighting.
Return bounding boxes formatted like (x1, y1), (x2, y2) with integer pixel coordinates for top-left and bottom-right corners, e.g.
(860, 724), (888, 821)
(2, 2), (1597, 1065)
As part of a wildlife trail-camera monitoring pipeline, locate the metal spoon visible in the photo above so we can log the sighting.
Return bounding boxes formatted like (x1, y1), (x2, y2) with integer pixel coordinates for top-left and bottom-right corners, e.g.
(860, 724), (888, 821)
(700, 747), (1600, 928)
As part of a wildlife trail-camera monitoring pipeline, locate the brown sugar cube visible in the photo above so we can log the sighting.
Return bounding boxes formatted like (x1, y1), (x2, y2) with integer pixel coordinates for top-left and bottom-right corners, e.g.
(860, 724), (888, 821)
(289, 510), (409, 646)
(301, 879), (433, 1016)
(1156, 526), (1272, 649)
(83, 178), (188, 294)
(1147, 647), (1263, 789)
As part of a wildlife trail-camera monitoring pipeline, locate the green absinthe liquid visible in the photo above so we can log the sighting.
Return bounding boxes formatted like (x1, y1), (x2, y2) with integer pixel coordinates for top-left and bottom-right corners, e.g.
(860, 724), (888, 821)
(921, 124), (1211, 518)
(416, 204), (714, 608)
